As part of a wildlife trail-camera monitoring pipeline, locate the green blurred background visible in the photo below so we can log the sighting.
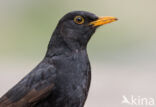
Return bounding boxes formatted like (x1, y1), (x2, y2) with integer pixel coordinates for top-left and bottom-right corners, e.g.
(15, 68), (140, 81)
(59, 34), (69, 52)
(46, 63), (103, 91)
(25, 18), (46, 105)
(0, 0), (156, 107)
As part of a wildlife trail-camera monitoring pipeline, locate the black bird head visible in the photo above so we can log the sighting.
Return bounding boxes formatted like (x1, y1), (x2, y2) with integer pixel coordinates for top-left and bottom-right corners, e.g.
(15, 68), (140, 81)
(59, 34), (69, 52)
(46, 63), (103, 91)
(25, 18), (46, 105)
(47, 11), (117, 54)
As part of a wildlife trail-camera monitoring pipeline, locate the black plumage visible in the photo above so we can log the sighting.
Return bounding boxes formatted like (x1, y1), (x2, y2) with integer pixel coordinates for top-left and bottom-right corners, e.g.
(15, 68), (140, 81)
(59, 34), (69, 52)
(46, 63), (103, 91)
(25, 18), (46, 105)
(0, 11), (117, 107)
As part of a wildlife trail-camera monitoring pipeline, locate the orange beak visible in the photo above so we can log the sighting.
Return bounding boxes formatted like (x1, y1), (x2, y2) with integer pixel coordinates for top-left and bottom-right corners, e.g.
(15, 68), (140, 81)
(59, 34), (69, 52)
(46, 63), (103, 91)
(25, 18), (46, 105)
(89, 16), (118, 27)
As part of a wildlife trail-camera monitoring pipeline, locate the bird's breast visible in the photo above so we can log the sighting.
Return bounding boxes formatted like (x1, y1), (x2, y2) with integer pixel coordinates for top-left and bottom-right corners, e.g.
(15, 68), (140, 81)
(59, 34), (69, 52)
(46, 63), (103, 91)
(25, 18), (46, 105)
(51, 50), (91, 106)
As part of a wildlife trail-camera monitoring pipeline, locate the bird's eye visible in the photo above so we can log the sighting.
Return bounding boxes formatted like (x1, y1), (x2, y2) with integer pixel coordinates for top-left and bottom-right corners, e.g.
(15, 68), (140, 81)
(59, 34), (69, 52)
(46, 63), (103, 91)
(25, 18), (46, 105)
(74, 16), (85, 24)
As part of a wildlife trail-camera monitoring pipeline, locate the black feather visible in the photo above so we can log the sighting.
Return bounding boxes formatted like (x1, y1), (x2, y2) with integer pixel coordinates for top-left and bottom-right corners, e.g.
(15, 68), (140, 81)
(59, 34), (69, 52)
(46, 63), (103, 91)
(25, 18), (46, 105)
(0, 11), (99, 107)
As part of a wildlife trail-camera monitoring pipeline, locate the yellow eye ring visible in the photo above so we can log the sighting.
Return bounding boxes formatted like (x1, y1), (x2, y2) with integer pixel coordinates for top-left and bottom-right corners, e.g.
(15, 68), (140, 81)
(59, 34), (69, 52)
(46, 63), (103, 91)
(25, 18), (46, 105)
(74, 16), (85, 24)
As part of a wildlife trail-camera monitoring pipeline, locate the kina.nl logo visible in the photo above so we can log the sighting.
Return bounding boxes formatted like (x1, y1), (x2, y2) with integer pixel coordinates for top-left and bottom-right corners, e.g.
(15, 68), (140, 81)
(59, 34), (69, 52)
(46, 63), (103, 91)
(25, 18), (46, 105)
(121, 95), (155, 106)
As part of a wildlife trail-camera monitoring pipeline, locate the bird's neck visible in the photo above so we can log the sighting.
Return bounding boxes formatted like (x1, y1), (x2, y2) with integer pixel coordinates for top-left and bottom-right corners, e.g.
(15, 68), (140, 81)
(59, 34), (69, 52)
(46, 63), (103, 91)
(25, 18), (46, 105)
(45, 32), (87, 58)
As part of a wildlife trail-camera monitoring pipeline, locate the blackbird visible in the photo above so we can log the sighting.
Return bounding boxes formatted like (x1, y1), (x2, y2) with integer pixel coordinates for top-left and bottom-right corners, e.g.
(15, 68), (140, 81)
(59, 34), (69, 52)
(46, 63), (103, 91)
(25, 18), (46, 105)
(0, 11), (117, 107)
